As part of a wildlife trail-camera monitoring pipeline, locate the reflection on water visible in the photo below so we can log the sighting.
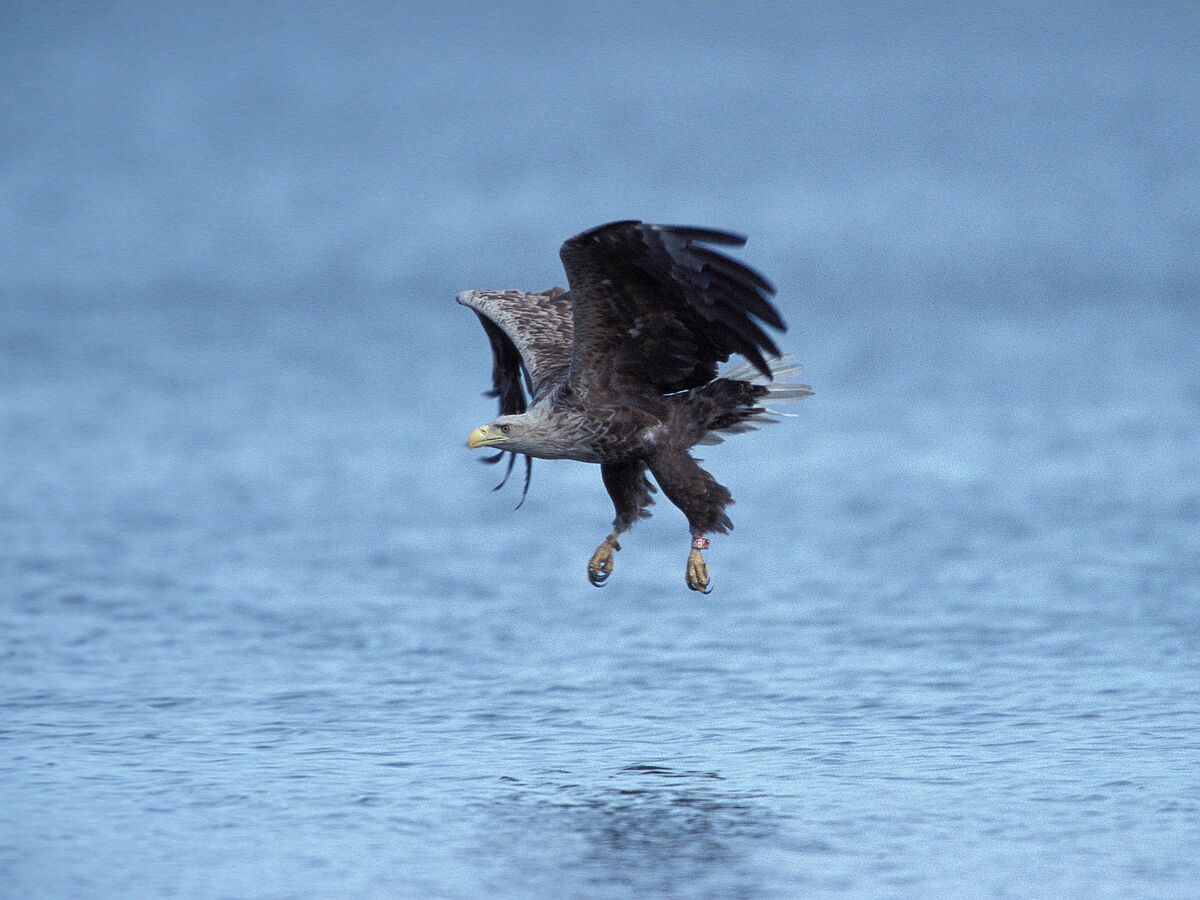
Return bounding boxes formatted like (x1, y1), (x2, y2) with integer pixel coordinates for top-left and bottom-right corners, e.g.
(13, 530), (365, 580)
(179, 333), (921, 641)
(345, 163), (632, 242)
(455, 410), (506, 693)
(482, 765), (776, 898)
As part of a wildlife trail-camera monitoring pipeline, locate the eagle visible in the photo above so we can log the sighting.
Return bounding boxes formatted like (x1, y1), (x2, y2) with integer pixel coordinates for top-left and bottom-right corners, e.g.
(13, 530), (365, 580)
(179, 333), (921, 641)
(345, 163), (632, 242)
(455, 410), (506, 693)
(459, 220), (811, 592)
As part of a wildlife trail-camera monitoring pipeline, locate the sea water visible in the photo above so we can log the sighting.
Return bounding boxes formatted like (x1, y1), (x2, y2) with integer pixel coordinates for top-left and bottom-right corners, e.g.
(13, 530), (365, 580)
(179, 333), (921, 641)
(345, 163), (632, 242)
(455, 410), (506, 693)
(3, 4), (1199, 897)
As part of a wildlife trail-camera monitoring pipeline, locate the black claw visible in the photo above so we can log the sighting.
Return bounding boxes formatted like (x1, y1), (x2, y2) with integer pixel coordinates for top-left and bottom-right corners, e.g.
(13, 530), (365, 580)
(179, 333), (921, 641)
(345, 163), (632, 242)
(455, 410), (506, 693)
(589, 570), (610, 588)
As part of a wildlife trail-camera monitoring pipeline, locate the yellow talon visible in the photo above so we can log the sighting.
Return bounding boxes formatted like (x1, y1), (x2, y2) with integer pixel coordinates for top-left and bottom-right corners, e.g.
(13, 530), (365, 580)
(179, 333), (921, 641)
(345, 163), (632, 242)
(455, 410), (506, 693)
(686, 546), (712, 594)
(588, 532), (621, 587)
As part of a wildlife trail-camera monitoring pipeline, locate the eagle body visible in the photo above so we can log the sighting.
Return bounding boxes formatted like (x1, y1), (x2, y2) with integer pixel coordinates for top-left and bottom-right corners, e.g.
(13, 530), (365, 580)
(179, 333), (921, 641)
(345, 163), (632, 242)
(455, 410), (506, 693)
(460, 221), (811, 591)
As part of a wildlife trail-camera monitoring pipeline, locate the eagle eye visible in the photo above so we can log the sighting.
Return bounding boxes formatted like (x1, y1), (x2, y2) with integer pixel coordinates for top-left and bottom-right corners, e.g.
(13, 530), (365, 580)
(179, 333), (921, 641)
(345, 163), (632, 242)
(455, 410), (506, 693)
(499, 424), (511, 435)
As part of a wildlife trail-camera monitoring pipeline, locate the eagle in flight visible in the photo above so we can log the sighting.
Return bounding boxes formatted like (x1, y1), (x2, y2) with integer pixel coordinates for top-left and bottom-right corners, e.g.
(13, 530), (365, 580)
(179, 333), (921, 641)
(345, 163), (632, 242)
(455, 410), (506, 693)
(459, 220), (810, 593)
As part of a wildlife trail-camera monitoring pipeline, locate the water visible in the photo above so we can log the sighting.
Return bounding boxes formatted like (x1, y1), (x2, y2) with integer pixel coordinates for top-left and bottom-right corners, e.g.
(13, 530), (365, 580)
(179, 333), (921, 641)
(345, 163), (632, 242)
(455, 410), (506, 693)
(3, 3), (1200, 897)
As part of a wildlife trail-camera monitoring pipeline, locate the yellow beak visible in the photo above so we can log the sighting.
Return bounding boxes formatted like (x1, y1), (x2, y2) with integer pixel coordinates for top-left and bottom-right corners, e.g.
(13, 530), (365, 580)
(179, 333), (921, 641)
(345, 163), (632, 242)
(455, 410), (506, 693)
(468, 425), (500, 449)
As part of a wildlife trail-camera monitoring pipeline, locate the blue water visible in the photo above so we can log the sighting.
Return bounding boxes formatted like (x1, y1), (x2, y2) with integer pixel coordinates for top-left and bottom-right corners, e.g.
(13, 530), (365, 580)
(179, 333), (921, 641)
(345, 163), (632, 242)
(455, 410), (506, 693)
(3, 3), (1200, 897)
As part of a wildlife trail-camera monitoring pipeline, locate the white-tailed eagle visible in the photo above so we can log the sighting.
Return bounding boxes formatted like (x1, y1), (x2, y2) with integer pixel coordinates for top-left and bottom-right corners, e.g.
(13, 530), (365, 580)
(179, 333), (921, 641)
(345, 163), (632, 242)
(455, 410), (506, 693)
(459, 220), (810, 592)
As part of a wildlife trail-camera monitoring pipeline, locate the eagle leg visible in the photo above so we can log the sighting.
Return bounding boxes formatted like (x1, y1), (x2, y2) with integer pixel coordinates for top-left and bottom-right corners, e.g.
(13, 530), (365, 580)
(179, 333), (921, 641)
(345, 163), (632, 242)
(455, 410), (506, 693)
(646, 450), (731, 594)
(589, 461), (656, 588)
(587, 531), (621, 587)
(685, 537), (713, 594)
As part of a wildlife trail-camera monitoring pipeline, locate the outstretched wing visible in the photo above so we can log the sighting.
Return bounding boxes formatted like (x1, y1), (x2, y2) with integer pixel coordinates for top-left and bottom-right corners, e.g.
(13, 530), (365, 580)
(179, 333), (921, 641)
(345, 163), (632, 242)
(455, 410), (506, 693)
(457, 288), (573, 506)
(558, 221), (786, 395)
(456, 288), (573, 402)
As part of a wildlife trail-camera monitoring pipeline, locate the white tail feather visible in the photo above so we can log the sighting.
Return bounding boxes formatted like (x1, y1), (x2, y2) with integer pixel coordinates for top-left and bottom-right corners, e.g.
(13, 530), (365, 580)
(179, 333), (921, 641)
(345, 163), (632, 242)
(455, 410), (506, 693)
(705, 354), (812, 441)
(725, 355), (813, 403)
(723, 353), (802, 382)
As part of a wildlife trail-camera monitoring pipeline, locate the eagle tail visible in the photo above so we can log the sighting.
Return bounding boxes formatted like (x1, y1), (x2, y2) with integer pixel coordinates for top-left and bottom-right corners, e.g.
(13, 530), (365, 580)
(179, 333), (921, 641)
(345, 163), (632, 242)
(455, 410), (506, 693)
(693, 356), (812, 446)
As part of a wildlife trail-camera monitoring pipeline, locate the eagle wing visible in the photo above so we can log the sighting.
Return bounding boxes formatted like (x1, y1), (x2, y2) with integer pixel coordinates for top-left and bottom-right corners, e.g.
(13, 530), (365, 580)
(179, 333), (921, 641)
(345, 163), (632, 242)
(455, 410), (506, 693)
(558, 221), (786, 396)
(456, 288), (574, 404)
(456, 288), (574, 506)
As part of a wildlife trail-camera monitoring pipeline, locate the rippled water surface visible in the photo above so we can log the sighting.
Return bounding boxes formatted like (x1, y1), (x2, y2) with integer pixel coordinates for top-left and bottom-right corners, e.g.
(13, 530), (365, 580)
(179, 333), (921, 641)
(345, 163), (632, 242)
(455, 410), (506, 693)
(4, 3), (1200, 897)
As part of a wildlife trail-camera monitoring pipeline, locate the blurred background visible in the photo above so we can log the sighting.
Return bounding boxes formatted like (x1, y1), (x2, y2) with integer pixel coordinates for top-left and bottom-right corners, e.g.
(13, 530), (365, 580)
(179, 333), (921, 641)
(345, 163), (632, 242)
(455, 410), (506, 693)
(3, 2), (1198, 897)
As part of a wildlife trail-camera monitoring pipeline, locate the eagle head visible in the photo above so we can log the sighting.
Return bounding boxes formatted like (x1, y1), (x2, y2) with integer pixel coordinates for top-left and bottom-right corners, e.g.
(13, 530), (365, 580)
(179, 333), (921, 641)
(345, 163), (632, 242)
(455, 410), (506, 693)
(468, 414), (532, 452)
(468, 409), (589, 462)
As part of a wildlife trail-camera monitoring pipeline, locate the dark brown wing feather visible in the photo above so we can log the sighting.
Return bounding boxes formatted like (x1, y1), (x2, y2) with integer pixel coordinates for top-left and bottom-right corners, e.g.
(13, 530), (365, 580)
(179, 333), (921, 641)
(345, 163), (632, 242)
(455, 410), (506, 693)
(469, 312), (532, 506)
(559, 221), (786, 395)
(475, 312), (529, 417)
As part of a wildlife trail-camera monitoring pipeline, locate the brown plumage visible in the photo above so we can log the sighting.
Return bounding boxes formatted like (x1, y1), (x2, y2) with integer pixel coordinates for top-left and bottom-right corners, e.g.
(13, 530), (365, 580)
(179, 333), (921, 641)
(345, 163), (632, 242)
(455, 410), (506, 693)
(460, 221), (811, 592)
